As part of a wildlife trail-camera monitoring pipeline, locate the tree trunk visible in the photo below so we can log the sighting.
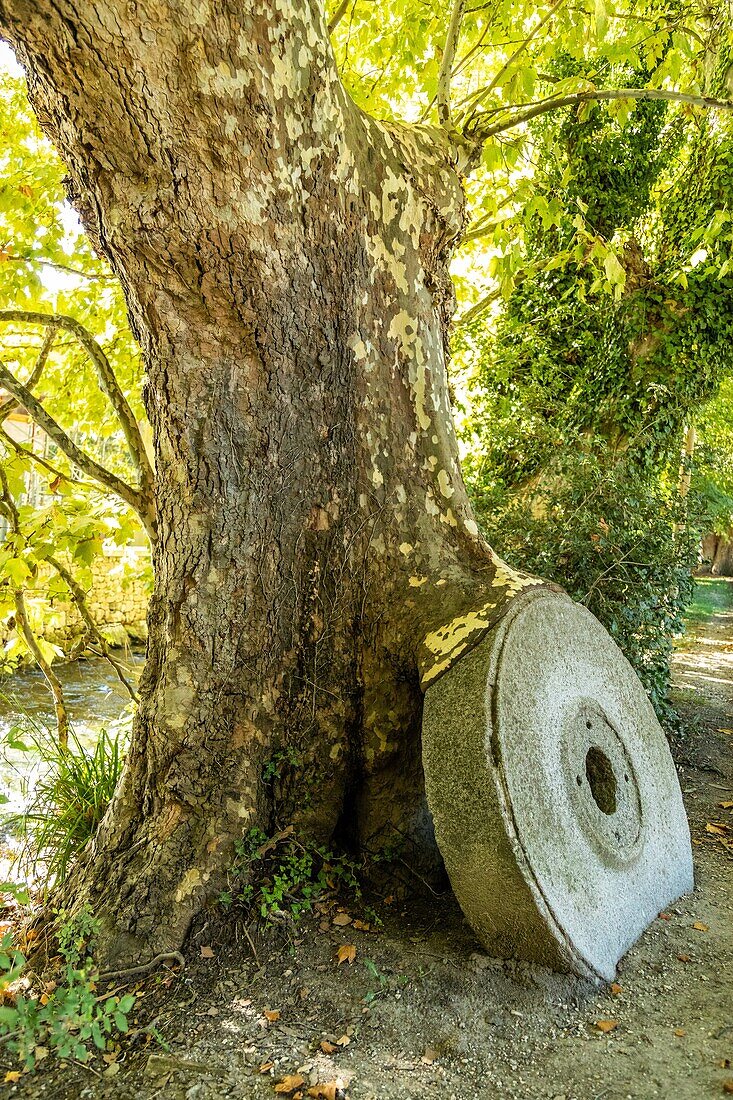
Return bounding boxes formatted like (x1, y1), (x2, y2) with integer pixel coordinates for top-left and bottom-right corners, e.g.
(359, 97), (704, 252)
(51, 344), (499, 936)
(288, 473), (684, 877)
(701, 531), (733, 576)
(0, 0), (552, 965)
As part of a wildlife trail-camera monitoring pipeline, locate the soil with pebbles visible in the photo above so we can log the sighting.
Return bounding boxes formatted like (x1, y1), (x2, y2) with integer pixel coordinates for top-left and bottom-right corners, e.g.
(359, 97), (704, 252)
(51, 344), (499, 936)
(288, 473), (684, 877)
(6, 586), (733, 1100)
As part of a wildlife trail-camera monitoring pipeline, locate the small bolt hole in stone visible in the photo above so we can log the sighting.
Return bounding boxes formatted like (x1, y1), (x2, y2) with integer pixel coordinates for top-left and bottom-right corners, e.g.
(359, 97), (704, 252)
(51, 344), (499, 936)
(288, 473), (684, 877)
(585, 746), (617, 815)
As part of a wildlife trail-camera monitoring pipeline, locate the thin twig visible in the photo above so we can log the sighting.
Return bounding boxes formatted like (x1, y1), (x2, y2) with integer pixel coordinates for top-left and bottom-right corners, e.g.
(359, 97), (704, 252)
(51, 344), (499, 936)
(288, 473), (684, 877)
(0, 326), (54, 425)
(0, 310), (154, 499)
(0, 359), (153, 537)
(47, 555), (139, 703)
(467, 87), (733, 144)
(0, 467), (69, 748)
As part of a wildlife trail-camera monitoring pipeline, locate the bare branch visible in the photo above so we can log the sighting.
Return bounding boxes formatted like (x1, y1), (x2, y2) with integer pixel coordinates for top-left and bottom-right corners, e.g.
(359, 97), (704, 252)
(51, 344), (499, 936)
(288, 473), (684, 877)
(437, 0), (467, 125)
(0, 326), (55, 424)
(0, 310), (155, 500)
(14, 588), (70, 749)
(0, 359), (155, 539)
(328, 0), (350, 33)
(47, 555), (139, 704)
(4, 255), (113, 281)
(454, 288), (502, 325)
(466, 87), (733, 144)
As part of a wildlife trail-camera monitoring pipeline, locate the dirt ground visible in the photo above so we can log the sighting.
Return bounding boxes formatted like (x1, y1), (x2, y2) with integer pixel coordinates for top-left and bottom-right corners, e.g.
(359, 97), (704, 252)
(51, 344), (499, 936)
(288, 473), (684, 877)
(5, 581), (733, 1100)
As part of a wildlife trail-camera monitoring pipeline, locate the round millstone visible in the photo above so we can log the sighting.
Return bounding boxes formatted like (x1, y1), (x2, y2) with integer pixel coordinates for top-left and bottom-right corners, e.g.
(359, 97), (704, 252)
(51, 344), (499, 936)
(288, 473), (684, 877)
(422, 590), (694, 981)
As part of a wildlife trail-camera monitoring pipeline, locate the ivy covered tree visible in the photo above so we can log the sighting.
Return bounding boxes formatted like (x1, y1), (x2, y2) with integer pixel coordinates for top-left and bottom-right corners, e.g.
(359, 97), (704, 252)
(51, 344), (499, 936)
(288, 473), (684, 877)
(460, 34), (733, 716)
(0, 0), (731, 965)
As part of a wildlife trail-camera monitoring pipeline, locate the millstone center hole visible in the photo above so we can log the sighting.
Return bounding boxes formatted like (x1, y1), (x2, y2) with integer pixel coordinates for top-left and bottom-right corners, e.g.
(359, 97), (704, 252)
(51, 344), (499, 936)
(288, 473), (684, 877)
(585, 746), (617, 815)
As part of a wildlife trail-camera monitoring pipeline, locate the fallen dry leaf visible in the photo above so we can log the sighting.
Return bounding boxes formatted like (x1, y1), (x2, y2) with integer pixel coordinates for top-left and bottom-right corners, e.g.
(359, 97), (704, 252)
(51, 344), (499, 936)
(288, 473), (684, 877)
(259, 1062), (274, 1074)
(723, 1081), (733, 1095)
(307, 1083), (341, 1100)
(610, 982), (622, 995)
(352, 920), (371, 932)
(332, 913), (352, 927)
(264, 1009), (281, 1022)
(320, 1040), (338, 1054)
(719, 801), (733, 810)
(4, 1071), (22, 1083)
(658, 912), (671, 921)
(275, 1074), (305, 1094)
(421, 1048), (438, 1065)
(336, 1035), (350, 1047)
(677, 953), (692, 963)
(594, 1019), (618, 1034)
(336, 945), (356, 966)
(200, 945), (215, 958)
(692, 921), (709, 932)
(706, 823), (727, 836)
(673, 1028), (686, 1037)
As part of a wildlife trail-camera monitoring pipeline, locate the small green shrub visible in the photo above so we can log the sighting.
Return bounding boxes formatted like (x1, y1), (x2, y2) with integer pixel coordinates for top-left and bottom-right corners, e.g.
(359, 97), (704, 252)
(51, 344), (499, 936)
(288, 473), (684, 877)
(2, 719), (126, 888)
(219, 826), (361, 922)
(0, 906), (136, 1070)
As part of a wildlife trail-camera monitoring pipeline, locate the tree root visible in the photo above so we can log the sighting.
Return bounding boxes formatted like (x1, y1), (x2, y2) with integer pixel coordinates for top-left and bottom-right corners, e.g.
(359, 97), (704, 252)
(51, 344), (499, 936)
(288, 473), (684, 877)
(98, 950), (185, 984)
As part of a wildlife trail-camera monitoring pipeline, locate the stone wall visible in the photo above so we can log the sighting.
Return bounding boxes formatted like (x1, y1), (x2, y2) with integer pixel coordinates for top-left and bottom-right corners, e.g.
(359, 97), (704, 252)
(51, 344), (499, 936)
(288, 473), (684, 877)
(44, 546), (152, 647)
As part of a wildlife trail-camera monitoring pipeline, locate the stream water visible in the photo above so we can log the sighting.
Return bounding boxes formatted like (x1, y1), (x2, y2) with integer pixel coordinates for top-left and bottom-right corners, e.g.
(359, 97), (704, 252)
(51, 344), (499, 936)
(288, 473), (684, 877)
(0, 652), (143, 815)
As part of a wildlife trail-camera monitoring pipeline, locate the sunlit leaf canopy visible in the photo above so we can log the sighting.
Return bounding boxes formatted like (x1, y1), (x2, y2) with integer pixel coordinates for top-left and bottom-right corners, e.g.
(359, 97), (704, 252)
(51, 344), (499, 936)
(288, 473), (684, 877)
(328, 0), (732, 313)
(0, 52), (149, 669)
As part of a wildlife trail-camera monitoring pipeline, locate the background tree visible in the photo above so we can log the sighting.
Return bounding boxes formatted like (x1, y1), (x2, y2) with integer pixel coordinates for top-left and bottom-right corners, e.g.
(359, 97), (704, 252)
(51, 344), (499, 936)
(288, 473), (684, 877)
(459, 44), (733, 718)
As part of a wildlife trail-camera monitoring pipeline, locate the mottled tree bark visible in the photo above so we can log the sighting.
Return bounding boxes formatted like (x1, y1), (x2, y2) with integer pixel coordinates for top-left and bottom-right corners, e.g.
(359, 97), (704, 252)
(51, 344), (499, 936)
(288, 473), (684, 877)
(0, 0), (551, 964)
(701, 532), (733, 575)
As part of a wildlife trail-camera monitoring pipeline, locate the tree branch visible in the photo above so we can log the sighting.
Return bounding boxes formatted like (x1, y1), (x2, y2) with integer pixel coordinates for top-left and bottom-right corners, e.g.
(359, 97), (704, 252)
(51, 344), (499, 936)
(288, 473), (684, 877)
(466, 87), (733, 144)
(0, 467), (69, 749)
(0, 423), (93, 489)
(0, 326), (54, 424)
(46, 555), (139, 704)
(328, 0), (350, 33)
(454, 288), (502, 325)
(437, 0), (467, 125)
(5, 255), (113, 281)
(0, 360), (155, 539)
(0, 310), (155, 501)
(457, 0), (569, 121)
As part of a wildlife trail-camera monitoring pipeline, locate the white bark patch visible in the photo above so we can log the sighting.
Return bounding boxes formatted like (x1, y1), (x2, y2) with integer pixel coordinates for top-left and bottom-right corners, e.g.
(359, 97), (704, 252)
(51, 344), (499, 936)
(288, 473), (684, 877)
(437, 470), (454, 498)
(199, 62), (252, 98)
(175, 867), (203, 903)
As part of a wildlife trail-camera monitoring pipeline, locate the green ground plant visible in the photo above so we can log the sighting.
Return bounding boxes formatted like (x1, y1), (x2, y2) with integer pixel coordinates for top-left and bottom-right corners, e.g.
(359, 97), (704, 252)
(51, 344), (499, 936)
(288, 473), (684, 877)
(0, 905), (136, 1070)
(219, 825), (362, 923)
(1, 716), (126, 888)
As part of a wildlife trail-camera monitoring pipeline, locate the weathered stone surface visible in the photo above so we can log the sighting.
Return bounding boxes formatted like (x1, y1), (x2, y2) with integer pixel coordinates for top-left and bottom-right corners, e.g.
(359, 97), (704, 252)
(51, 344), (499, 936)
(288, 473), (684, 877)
(422, 590), (693, 981)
